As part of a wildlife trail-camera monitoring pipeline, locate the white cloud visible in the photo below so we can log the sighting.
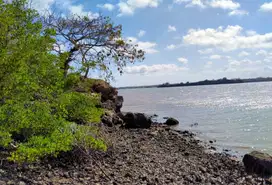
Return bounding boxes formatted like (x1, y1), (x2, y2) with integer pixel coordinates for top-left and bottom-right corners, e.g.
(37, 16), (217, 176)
(138, 30), (146, 37)
(209, 0), (240, 10)
(229, 9), (249, 16)
(256, 50), (268, 56)
(29, 0), (54, 12)
(29, 0), (98, 18)
(260, 2), (272, 12)
(224, 58), (264, 72)
(118, 0), (161, 16)
(174, 0), (190, 4)
(68, 4), (99, 18)
(97, 3), (115, 11)
(178, 57), (188, 64)
(183, 25), (272, 51)
(204, 61), (213, 68)
(198, 48), (213, 54)
(174, 0), (241, 10)
(186, 0), (206, 8)
(246, 30), (257, 36)
(168, 25), (177, 32)
(238, 51), (250, 57)
(166, 44), (177, 50)
(124, 64), (189, 74)
(127, 37), (158, 54)
(210, 55), (221, 59)
(118, 2), (134, 16)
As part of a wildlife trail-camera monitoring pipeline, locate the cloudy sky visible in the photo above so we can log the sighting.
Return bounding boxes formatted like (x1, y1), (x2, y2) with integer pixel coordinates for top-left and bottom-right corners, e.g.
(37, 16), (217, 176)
(32, 0), (272, 86)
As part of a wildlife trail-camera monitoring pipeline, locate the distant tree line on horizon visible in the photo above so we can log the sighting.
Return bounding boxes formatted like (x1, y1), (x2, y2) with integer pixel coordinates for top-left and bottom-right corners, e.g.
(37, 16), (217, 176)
(158, 77), (272, 88)
(118, 77), (272, 89)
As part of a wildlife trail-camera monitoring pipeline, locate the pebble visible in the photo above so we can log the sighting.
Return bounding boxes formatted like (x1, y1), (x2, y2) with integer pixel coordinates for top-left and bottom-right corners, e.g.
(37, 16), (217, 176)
(18, 181), (26, 185)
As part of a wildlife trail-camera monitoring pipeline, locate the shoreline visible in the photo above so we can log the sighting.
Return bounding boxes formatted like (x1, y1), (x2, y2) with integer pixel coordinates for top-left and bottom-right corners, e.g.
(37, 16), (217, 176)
(0, 124), (264, 184)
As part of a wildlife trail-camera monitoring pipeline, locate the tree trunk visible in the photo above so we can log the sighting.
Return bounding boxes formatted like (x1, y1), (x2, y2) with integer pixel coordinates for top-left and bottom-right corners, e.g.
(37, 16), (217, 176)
(63, 47), (79, 78)
(84, 66), (90, 78)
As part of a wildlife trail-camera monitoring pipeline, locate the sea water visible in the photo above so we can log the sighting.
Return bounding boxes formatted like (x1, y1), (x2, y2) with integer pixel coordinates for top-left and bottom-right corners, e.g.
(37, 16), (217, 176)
(119, 82), (272, 156)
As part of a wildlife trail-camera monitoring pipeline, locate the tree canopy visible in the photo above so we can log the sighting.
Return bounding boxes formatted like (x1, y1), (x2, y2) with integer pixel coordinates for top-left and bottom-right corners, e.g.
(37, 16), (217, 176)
(43, 12), (145, 79)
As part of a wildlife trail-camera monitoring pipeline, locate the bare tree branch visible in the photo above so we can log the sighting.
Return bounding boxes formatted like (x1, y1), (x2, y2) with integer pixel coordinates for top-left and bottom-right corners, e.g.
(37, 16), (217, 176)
(42, 12), (145, 80)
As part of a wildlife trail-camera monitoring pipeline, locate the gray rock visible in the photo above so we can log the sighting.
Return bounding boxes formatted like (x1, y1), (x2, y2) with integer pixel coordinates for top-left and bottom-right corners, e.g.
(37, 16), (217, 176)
(18, 181), (26, 185)
(164, 118), (179, 126)
(101, 100), (116, 110)
(101, 111), (123, 126)
(243, 151), (272, 177)
(115, 96), (123, 113)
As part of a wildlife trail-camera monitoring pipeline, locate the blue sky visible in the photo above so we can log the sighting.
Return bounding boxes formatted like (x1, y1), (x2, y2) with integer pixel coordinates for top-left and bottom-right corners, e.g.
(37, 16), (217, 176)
(32, 0), (272, 86)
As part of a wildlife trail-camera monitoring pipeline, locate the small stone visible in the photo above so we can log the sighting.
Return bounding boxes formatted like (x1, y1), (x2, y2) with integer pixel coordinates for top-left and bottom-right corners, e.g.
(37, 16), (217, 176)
(124, 173), (132, 178)
(199, 166), (207, 173)
(7, 181), (15, 185)
(210, 146), (216, 151)
(19, 181), (26, 185)
(47, 164), (52, 170)
(141, 176), (147, 181)
(0, 169), (6, 174)
(46, 172), (53, 178)
(64, 172), (70, 178)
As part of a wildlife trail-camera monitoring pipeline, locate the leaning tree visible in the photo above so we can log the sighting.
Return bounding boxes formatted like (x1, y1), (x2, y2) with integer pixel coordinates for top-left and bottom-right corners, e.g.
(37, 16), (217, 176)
(43, 13), (145, 79)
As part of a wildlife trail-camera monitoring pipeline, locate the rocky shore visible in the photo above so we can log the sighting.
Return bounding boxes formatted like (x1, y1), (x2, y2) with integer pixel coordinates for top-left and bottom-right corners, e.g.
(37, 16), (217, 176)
(0, 124), (267, 185)
(0, 80), (271, 184)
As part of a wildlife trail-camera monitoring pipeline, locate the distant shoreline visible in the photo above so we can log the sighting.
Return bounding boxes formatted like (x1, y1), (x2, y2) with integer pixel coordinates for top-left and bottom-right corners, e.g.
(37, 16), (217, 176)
(118, 77), (272, 89)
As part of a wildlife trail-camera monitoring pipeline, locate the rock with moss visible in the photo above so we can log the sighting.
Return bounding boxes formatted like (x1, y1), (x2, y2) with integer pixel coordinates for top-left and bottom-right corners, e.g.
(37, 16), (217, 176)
(243, 151), (272, 177)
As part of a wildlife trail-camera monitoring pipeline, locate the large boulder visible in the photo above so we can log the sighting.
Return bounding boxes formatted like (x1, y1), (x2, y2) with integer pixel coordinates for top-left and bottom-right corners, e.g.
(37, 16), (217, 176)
(92, 80), (118, 102)
(243, 151), (272, 177)
(164, 117), (179, 126)
(121, 112), (152, 129)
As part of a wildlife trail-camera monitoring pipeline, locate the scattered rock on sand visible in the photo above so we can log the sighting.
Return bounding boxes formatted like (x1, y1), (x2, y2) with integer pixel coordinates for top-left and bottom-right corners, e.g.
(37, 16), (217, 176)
(164, 117), (179, 126)
(243, 151), (272, 177)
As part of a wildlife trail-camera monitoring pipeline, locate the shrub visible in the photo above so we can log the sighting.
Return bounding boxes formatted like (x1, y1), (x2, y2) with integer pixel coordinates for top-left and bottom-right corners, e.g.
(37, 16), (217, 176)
(64, 74), (106, 93)
(0, 99), (106, 163)
(57, 92), (104, 124)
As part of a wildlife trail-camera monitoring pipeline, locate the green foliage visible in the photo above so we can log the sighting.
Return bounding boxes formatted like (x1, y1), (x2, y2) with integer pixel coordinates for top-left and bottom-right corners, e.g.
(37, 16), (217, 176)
(64, 73), (105, 93)
(0, 0), (107, 163)
(8, 123), (107, 163)
(57, 92), (104, 124)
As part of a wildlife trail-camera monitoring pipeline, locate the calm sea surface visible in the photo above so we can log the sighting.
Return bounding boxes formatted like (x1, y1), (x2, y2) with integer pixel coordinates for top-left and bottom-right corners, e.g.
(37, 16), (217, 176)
(119, 82), (272, 156)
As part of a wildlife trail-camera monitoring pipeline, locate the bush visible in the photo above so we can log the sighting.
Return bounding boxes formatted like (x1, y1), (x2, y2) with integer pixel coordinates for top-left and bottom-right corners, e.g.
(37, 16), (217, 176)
(64, 73), (106, 93)
(0, 99), (106, 163)
(57, 92), (104, 124)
